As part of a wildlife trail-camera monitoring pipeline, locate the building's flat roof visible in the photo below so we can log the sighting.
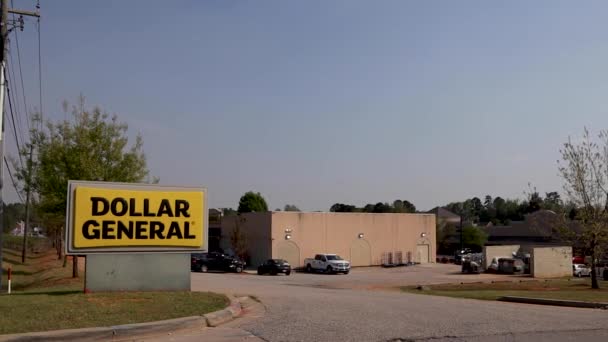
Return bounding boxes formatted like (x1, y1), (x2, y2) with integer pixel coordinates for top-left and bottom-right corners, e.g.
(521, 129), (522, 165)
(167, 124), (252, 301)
(268, 211), (435, 216)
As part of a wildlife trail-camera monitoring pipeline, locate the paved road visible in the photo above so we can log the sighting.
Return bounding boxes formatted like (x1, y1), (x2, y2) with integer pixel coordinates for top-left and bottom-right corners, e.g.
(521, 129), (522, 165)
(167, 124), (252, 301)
(144, 265), (608, 342)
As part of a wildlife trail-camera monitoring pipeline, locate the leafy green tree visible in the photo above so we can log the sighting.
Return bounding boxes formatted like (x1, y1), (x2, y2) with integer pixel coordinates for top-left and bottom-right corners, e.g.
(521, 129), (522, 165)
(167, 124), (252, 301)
(237, 192), (268, 213)
(484, 195), (493, 209)
(493, 197), (506, 222)
(436, 219), (457, 254)
(229, 217), (248, 262)
(284, 204), (300, 212)
(330, 203), (358, 212)
(447, 199), (476, 222)
(362, 204), (375, 213)
(558, 128), (608, 289)
(524, 184), (544, 213)
(401, 200), (416, 213)
(544, 191), (563, 212)
(18, 98), (152, 277)
(504, 199), (524, 221)
(461, 226), (488, 251)
(2, 203), (25, 233)
(471, 197), (483, 218)
(393, 200), (404, 213)
(372, 202), (392, 213)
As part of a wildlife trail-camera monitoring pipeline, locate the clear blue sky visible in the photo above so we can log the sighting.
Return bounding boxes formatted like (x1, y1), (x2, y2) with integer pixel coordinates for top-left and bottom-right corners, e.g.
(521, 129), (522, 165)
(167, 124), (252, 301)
(4, 0), (608, 211)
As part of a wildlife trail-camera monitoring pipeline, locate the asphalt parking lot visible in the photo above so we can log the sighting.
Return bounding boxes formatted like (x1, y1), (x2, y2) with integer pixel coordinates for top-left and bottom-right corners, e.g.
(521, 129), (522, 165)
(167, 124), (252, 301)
(168, 264), (608, 342)
(243, 263), (530, 290)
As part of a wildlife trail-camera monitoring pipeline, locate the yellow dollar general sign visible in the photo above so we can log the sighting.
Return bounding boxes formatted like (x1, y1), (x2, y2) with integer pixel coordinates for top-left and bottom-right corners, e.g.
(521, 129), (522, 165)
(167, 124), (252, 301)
(66, 181), (207, 254)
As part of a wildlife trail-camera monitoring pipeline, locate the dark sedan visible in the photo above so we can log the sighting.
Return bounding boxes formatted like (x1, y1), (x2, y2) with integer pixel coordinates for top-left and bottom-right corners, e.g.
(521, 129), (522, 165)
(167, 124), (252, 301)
(191, 252), (245, 273)
(257, 259), (292, 275)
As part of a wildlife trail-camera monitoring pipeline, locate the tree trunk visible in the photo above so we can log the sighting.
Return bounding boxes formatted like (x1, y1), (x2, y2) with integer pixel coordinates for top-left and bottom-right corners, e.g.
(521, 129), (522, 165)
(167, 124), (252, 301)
(57, 236), (62, 260)
(72, 256), (79, 278)
(591, 254), (599, 289)
(57, 228), (63, 260)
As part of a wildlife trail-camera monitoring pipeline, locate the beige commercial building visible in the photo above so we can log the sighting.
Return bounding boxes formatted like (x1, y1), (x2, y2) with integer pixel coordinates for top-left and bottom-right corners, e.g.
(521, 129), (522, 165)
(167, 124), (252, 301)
(220, 211), (436, 268)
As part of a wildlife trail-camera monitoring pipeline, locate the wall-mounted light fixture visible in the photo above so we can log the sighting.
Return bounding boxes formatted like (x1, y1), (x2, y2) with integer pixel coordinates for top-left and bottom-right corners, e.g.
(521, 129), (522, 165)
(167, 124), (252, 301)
(285, 234), (292, 240)
(358, 233), (364, 239)
(285, 228), (292, 233)
(421, 232), (427, 238)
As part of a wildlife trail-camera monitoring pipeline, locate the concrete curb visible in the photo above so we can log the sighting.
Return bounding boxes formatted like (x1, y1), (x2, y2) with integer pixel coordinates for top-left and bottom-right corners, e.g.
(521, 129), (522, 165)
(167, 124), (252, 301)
(203, 299), (242, 327)
(498, 296), (608, 309)
(237, 296), (258, 309)
(0, 297), (250, 341)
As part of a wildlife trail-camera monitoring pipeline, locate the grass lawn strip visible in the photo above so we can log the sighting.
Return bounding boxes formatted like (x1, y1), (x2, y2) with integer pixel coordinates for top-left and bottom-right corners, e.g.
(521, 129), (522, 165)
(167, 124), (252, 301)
(0, 290), (229, 335)
(1, 244), (83, 291)
(401, 279), (608, 303)
(2, 245), (229, 335)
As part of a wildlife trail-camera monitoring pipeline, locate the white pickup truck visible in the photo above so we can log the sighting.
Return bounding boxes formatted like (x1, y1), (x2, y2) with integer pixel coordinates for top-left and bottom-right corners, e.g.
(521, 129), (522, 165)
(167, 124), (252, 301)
(304, 254), (351, 274)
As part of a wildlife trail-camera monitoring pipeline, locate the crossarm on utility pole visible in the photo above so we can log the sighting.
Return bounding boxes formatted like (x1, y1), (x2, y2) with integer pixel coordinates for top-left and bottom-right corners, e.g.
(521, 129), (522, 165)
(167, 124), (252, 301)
(8, 9), (39, 18)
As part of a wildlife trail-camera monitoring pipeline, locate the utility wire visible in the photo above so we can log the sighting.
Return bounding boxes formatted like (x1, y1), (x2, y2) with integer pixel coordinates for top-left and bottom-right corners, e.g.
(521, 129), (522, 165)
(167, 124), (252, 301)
(4, 66), (26, 168)
(4, 157), (25, 204)
(37, 3), (43, 128)
(13, 25), (31, 133)
(10, 0), (31, 134)
(7, 49), (25, 139)
(5, 80), (25, 169)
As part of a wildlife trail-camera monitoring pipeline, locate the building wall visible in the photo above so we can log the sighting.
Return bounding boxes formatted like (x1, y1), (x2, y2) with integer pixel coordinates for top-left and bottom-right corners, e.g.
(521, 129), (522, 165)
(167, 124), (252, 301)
(531, 246), (572, 278)
(269, 212), (436, 267)
(220, 212), (272, 267)
(482, 245), (520, 269)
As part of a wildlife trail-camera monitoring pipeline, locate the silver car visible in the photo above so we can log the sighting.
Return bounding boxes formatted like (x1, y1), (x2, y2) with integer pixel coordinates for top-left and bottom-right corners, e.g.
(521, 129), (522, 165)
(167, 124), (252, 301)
(573, 264), (591, 277)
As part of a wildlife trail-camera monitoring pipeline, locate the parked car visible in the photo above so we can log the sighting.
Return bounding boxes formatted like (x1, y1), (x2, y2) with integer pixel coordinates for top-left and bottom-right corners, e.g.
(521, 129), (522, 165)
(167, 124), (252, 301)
(461, 259), (481, 274)
(573, 264), (591, 277)
(454, 248), (473, 265)
(572, 255), (585, 264)
(486, 256), (508, 273)
(257, 259), (292, 276)
(191, 252), (245, 273)
(303, 254), (350, 274)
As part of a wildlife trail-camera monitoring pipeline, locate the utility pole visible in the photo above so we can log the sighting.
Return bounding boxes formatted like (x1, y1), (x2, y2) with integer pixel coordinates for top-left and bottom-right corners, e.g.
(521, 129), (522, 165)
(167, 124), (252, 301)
(459, 214), (463, 252)
(0, 0), (40, 288)
(0, 0), (6, 291)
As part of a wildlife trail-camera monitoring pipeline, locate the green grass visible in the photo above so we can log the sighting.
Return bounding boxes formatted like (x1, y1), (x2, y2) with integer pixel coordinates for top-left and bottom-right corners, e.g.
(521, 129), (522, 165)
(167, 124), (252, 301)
(1, 245), (229, 335)
(401, 279), (608, 303)
(2, 245), (81, 291)
(0, 289), (229, 334)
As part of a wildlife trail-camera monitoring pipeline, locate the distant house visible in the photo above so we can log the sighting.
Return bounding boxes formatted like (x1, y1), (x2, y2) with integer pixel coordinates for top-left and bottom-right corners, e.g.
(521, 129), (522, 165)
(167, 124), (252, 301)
(428, 207), (461, 225)
(10, 221), (45, 237)
(11, 221), (25, 236)
(208, 208), (223, 252)
(483, 210), (578, 247)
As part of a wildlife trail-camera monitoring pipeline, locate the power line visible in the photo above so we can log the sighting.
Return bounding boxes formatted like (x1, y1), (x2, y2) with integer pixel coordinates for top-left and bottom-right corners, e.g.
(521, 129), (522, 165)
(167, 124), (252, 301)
(1, 0), (43, 296)
(36, 2), (42, 128)
(4, 156), (24, 204)
(9, 0), (30, 134)
(7, 47), (24, 137)
(6, 49), (25, 144)
(13, 22), (31, 133)
(5, 78), (25, 169)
